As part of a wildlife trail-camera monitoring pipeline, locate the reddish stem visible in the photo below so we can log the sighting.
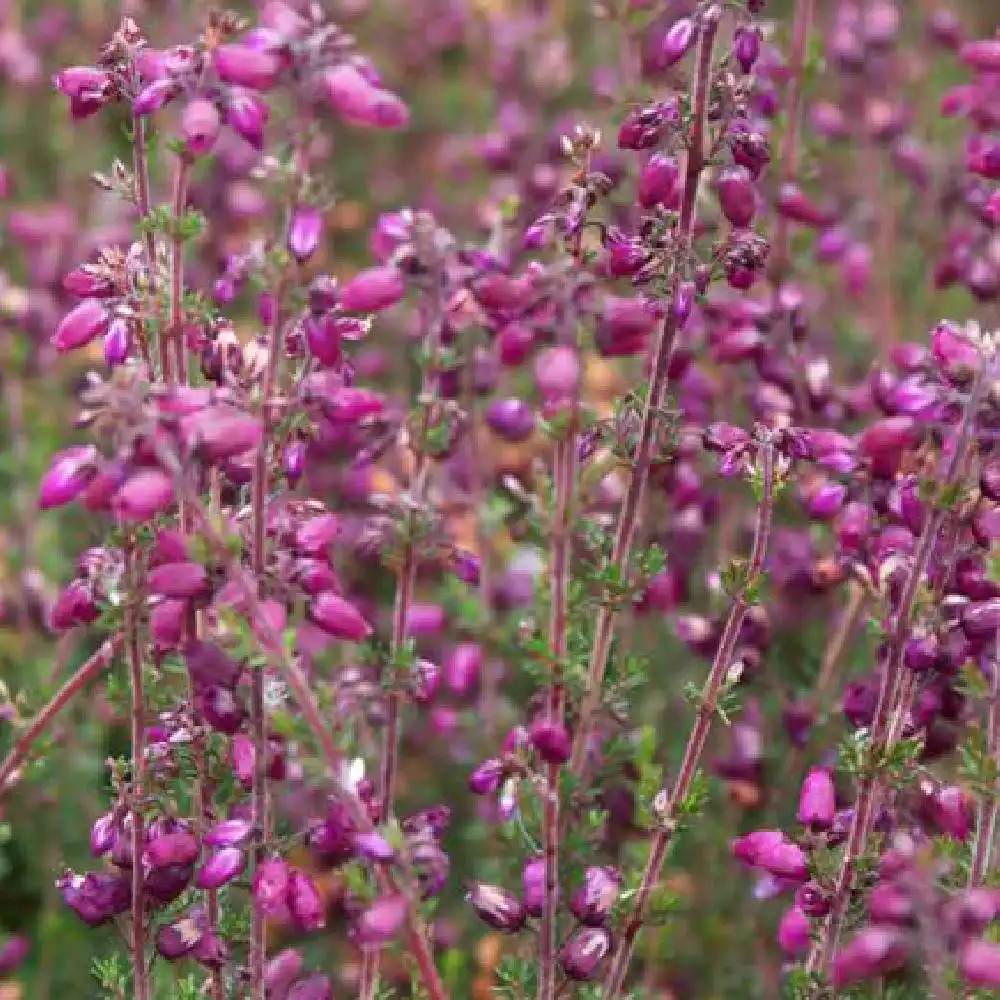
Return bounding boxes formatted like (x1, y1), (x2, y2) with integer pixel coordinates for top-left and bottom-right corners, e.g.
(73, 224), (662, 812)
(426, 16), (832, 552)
(569, 7), (722, 777)
(169, 157), (191, 383)
(970, 647), (1000, 887)
(125, 548), (150, 1000)
(540, 432), (575, 1000)
(601, 439), (777, 1000)
(0, 634), (123, 795)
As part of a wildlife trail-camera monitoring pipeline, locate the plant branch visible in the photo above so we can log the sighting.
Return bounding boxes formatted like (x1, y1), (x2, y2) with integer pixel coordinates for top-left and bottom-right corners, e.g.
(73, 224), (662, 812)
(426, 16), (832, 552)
(0, 634), (123, 796)
(569, 6), (722, 777)
(601, 437), (776, 1000)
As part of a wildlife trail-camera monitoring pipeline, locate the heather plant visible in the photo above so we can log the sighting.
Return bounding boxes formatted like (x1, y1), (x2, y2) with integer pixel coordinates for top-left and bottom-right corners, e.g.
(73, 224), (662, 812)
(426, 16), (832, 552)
(0, 0), (999, 999)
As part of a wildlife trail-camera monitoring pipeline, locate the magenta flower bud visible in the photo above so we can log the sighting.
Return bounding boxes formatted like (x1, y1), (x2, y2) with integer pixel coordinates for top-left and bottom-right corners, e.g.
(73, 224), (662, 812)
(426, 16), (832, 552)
(310, 591), (372, 641)
(832, 927), (910, 988)
(522, 856), (544, 917)
(39, 445), (98, 509)
(63, 268), (113, 298)
(103, 317), (129, 367)
(734, 26), (761, 73)
(50, 579), (98, 631)
(287, 975), (333, 1000)
(204, 818), (252, 848)
(498, 322), (535, 366)
(933, 784), (974, 840)
(777, 183), (831, 228)
(868, 883), (915, 926)
(561, 926), (611, 981)
(288, 206), (323, 263)
(156, 917), (201, 960)
(807, 482), (847, 520)
(485, 398), (535, 442)
(962, 938), (1000, 988)
(960, 39), (1000, 73)
(962, 599), (1000, 641)
(215, 44), (280, 90)
(150, 562), (209, 600)
(798, 767), (835, 830)
(468, 758), (504, 796)
(932, 321), (980, 384)
(90, 813), (117, 856)
(597, 296), (659, 357)
(445, 642), (482, 694)
(534, 346), (580, 402)
(370, 210), (410, 262)
(717, 167), (756, 228)
(197, 685), (247, 734)
(321, 64), (409, 129)
(530, 718), (571, 765)
(660, 17), (697, 67)
(181, 98), (221, 156)
(145, 831), (200, 869)
(777, 906), (811, 955)
(225, 90), (269, 149)
(354, 831), (396, 864)
(145, 862), (195, 903)
(283, 440), (306, 486)
(196, 848), (245, 890)
(571, 866), (621, 926)
(186, 640), (242, 692)
(289, 870), (326, 930)
(53, 66), (112, 119)
(295, 514), (341, 557)
(353, 894), (407, 949)
(134, 78), (178, 117)
(466, 883), (526, 932)
(114, 469), (174, 522)
(53, 298), (109, 352)
(405, 603), (446, 637)
(183, 408), (263, 461)
(253, 857), (292, 920)
(0, 935), (29, 975)
(340, 265), (405, 312)
(59, 871), (131, 926)
(151, 599), (185, 649)
(638, 153), (679, 209)
(859, 416), (917, 478)
(265, 949), (304, 999)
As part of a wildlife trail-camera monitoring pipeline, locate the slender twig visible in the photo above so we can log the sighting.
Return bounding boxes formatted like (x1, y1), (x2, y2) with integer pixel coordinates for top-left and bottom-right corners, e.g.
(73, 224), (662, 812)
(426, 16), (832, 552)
(0, 634), (123, 795)
(806, 369), (987, 975)
(569, 7), (722, 776)
(970, 632), (1000, 887)
(539, 431), (575, 1000)
(125, 547), (150, 1000)
(601, 437), (777, 999)
(169, 156), (191, 383)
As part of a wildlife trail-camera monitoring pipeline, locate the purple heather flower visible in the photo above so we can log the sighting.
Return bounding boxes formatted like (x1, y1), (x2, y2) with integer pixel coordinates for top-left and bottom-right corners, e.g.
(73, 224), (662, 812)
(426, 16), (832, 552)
(0, 935), (29, 974)
(466, 883), (526, 932)
(352, 893), (407, 949)
(287, 975), (333, 1000)
(181, 98), (221, 156)
(561, 926), (612, 981)
(339, 266), (406, 312)
(777, 906), (811, 956)
(734, 26), (762, 73)
(253, 857), (292, 921)
(50, 579), (99, 631)
(204, 818), (252, 848)
(53, 298), (109, 352)
(530, 718), (571, 765)
(58, 870), (130, 926)
(522, 856), (545, 918)
(53, 66), (112, 119)
(156, 917), (202, 960)
(113, 469), (175, 522)
(832, 926), (910, 988)
(134, 78), (179, 117)
(310, 591), (372, 641)
(289, 870), (326, 931)
(468, 758), (504, 796)
(321, 63), (409, 130)
(265, 949), (304, 998)
(798, 768), (836, 830)
(149, 562), (210, 600)
(144, 830), (200, 869)
(225, 90), (269, 149)
(637, 153), (679, 209)
(485, 398), (534, 442)
(39, 445), (98, 509)
(962, 938), (1000, 988)
(215, 44), (280, 90)
(717, 167), (757, 227)
(103, 317), (129, 366)
(288, 206), (324, 264)
(197, 847), (246, 891)
(660, 17), (697, 67)
(571, 866), (621, 926)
